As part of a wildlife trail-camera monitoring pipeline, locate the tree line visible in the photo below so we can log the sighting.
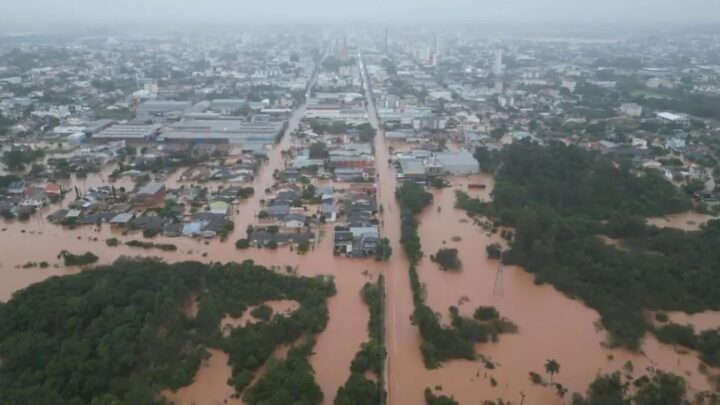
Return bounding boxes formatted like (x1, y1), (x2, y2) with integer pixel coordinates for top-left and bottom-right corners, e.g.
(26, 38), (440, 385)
(460, 141), (720, 351)
(396, 182), (517, 369)
(335, 276), (386, 405)
(0, 257), (336, 404)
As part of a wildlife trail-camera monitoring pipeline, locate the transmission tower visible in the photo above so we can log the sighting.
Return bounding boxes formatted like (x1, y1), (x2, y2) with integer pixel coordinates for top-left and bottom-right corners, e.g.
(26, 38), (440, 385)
(493, 261), (504, 297)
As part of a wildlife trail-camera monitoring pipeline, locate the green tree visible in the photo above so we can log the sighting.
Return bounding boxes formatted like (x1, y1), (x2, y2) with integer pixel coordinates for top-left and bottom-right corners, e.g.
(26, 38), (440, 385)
(571, 372), (629, 405)
(375, 238), (392, 261)
(545, 359), (560, 382)
(430, 248), (461, 271)
(634, 371), (686, 405)
(309, 142), (328, 159)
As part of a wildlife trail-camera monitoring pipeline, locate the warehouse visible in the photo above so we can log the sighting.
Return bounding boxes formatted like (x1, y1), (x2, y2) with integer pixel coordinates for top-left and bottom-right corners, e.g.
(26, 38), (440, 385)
(136, 101), (192, 121)
(159, 119), (284, 145)
(92, 124), (161, 142)
(397, 158), (426, 180)
(433, 150), (479, 175)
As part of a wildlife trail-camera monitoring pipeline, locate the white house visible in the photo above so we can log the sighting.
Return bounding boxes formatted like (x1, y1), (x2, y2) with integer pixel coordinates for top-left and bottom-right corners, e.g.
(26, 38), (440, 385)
(281, 213), (306, 228)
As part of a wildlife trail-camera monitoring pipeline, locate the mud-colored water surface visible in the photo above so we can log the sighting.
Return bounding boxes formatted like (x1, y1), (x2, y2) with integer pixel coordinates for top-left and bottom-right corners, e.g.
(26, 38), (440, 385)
(220, 299), (300, 336)
(2, 55), (720, 405)
(162, 349), (241, 405)
(646, 212), (718, 231)
(358, 59), (720, 404)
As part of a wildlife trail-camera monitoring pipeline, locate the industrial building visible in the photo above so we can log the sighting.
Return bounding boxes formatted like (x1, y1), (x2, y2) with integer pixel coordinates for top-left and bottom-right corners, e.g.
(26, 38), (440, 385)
(92, 124), (161, 142)
(136, 101), (193, 121)
(433, 150), (479, 175)
(159, 119), (284, 145)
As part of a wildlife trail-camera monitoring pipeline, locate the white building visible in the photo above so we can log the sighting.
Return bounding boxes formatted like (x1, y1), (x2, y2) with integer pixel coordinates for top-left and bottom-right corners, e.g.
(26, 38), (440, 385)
(433, 150), (479, 175)
(657, 112), (690, 127)
(493, 49), (503, 76)
(620, 103), (643, 117)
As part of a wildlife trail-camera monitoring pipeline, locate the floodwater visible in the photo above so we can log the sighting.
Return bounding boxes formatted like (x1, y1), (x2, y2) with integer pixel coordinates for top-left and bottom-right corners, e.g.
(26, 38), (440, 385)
(0, 66), (380, 404)
(657, 310), (720, 333)
(220, 299), (300, 336)
(646, 212), (718, 231)
(162, 349), (241, 405)
(2, 58), (720, 405)
(394, 179), (720, 403)
(358, 59), (720, 404)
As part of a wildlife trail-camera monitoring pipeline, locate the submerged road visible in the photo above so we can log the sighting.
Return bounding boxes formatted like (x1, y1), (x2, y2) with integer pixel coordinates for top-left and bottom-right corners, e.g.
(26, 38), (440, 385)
(358, 47), (417, 405)
(231, 48), (327, 237)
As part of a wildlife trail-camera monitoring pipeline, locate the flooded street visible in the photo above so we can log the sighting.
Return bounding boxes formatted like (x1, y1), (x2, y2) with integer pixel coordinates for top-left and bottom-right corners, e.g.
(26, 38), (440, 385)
(357, 50), (720, 404)
(1, 52), (719, 405)
(0, 63), (382, 404)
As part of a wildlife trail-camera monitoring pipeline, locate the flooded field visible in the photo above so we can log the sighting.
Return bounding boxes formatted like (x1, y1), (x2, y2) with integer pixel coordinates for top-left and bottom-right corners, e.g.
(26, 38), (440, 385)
(657, 310), (720, 332)
(360, 66), (720, 404)
(220, 299), (300, 336)
(646, 211), (718, 231)
(391, 180), (720, 403)
(162, 349), (241, 405)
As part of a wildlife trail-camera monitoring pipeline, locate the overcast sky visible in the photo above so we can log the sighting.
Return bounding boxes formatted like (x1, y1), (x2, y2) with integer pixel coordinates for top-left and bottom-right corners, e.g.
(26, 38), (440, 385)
(1, 0), (718, 27)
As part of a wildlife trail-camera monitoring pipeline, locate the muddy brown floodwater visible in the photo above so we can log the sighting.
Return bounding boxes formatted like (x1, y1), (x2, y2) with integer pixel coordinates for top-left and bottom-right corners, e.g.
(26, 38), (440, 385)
(0, 70), (384, 404)
(646, 211), (718, 231)
(220, 299), (300, 336)
(2, 58), (720, 405)
(162, 349), (241, 405)
(358, 57), (720, 404)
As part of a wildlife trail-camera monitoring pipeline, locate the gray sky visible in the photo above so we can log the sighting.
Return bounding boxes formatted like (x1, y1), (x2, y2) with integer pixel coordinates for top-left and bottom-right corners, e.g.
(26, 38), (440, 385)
(1, 0), (718, 26)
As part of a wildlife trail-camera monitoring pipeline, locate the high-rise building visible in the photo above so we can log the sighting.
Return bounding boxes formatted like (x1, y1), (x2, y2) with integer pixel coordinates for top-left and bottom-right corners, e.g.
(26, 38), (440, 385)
(493, 49), (503, 76)
(384, 28), (388, 54)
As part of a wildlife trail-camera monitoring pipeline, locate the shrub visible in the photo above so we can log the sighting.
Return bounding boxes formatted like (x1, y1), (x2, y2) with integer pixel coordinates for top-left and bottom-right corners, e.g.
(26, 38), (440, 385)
(430, 248), (461, 271)
(654, 323), (697, 349)
(235, 238), (250, 249)
(529, 371), (543, 385)
(474, 306), (500, 321)
(486, 243), (502, 259)
(58, 250), (98, 266)
(250, 304), (273, 321)
(143, 228), (160, 238)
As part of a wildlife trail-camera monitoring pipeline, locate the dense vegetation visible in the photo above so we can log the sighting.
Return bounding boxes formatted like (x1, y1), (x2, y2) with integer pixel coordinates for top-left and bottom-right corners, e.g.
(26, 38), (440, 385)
(374, 238), (392, 261)
(485, 243), (503, 259)
(424, 388), (459, 405)
(430, 248), (461, 271)
(396, 182), (516, 368)
(654, 323), (720, 367)
(243, 338), (324, 404)
(637, 93), (720, 121)
(1, 147), (45, 170)
(0, 258), (335, 404)
(125, 240), (178, 251)
(571, 370), (695, 405)
(57, 250), (99, 266)
(459, 141), (720, 350)
(335, 276), (386, 405)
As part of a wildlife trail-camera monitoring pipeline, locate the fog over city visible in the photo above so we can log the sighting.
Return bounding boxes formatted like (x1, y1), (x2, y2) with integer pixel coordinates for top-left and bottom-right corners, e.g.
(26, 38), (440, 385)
(1, 0), (719, 27)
